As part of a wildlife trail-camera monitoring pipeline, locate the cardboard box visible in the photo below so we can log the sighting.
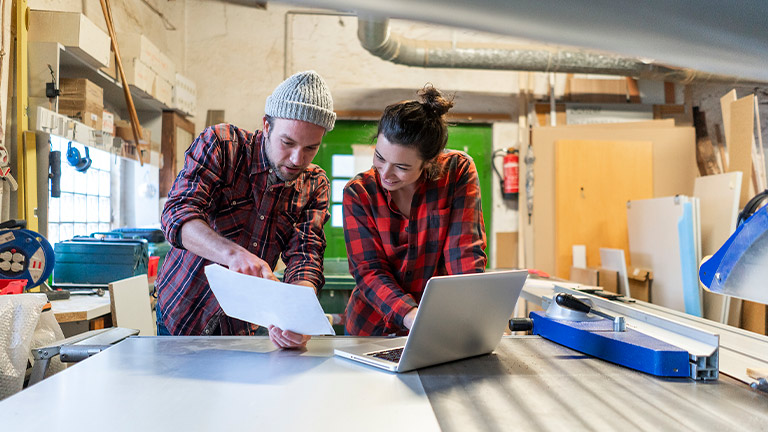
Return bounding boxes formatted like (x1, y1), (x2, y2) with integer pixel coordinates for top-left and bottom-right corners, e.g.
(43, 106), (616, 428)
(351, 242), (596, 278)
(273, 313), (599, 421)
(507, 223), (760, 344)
(597, 268), (619, 293)
(569, 266), (619, 293)
(121, 58), (156, 95)
(100, 49), (117, 80)
(628, 267), (653, 302)
(117, 33), (176, 83)
(102, 111), (115, 135)
(115, 120), (151, 144)
(154, 76), (174, 108)
(569, 267), (598, 286)
(58, 107), (102, 130)
(59, 78), (103, 104)
(57, 78), (104, 130)
(29, 10), (111, 68)
(172, 72), (197, 116)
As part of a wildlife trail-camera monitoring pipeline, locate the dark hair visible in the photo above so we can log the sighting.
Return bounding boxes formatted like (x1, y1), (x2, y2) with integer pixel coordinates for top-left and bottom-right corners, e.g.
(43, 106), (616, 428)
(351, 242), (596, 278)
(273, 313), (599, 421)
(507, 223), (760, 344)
(376, 85), (454, 166)
(264, 114), (274, 137)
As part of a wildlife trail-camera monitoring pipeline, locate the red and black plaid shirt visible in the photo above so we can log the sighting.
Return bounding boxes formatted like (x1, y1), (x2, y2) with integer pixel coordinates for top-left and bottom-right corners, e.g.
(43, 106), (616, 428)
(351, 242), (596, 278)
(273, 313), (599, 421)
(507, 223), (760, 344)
(343, 151), (487, 336)
(156, 124), (329, 336)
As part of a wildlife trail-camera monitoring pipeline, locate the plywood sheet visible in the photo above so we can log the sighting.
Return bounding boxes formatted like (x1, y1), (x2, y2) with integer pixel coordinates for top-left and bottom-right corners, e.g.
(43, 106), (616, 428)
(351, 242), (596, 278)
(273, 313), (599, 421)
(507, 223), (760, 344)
(742, 301), (767, 335)
(495, 232), (518, 269)
(694, 172), (743, 324)
(555, 139), (653, 278)
(109, 275), (155, 336)
(693, 172), (742, 255)
(729, 94), (756, 207)
(566, 119), (676, 129)
(528, 125), (696, 275)
(720, 89), (737, 149)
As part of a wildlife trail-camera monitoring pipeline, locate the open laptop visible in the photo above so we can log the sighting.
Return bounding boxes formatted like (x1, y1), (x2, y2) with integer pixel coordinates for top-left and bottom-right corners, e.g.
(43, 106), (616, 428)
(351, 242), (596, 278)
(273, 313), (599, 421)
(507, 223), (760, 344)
(334, 269), (528, 372)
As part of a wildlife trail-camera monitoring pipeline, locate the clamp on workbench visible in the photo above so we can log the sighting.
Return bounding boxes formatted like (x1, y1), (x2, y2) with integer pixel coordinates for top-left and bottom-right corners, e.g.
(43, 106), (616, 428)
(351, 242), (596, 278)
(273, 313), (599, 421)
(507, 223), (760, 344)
(29, 327), (139, 386)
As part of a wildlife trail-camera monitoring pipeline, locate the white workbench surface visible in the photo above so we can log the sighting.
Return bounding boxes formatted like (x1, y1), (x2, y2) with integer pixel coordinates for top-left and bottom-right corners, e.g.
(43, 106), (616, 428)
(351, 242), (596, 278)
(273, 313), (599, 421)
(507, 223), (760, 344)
(1, 336), (767, 431)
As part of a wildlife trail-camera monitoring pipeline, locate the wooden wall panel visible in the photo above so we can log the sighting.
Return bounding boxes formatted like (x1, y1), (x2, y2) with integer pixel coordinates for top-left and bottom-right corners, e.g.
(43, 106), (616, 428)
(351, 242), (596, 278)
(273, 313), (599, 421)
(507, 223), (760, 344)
(528, 123), (695, 275)
(554, 140), (653, 278)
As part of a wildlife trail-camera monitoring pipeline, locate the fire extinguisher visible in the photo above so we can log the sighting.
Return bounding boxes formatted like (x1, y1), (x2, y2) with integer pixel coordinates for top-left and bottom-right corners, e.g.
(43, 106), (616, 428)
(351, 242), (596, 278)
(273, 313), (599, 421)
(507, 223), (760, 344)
(492, 148), (519, 199)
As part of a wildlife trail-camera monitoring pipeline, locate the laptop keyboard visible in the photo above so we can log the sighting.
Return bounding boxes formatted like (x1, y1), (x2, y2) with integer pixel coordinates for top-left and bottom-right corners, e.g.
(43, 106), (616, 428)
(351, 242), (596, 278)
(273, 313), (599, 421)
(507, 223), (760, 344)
(368, 347), (404, 362)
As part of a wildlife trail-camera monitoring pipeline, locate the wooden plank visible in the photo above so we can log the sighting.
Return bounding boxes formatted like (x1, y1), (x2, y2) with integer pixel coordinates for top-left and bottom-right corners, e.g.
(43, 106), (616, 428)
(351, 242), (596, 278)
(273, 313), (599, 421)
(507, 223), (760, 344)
(653, 104), (691, 126)
(664, 82), (676, 104)
(627, 78), (641, 103)
(720, 90), (737, 149)
(728, 94), (756, 207)
(530, 125), (696, 275)
(555, 139), (653, 278)
(565, 76), (629, 103)
(495, 232), (518, 269)
(534, 103), (566, 127)
(693, 108), (720, 175)
(50, 293), (112, 323)
(566, 119), (676, 129)
(741, 301), (767, 335)
(754, 95), (767, 190)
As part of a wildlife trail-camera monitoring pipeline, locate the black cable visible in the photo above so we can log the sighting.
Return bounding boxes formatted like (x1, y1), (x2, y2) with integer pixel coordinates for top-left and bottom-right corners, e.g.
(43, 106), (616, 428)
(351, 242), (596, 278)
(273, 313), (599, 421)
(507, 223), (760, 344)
(737, 189), (768, 226)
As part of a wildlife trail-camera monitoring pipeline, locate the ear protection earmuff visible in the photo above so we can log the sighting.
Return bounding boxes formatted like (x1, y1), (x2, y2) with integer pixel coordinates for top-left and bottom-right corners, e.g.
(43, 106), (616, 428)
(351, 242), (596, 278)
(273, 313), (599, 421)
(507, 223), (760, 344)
(66, 141), (92, 173)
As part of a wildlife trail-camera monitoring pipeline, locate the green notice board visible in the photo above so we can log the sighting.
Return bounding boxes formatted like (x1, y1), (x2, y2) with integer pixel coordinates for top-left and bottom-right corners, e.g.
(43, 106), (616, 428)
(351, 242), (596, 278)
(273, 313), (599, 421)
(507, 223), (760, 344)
(314, 120), (493, 262)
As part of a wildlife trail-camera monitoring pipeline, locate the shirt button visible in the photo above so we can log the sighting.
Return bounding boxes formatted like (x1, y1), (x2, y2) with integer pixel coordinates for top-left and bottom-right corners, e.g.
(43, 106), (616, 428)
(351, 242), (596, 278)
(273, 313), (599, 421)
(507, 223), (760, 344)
(269, 169), (273, 173)
(259, 214), (265, 220)
(232, 200), (237, 206)
(406, 271), (412, 276)
(253, 242), (258, 248)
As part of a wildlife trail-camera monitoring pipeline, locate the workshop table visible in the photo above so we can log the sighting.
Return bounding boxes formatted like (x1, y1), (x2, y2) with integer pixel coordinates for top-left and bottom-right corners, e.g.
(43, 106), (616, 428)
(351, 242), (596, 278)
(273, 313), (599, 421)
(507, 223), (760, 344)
(1, 336), (767, 431)
(49, 292), (112, 336)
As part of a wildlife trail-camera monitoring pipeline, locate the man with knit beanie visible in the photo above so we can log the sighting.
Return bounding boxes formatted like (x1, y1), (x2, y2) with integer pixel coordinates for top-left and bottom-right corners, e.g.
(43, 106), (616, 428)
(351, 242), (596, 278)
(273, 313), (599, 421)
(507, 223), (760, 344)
(155, 71), (336, 348)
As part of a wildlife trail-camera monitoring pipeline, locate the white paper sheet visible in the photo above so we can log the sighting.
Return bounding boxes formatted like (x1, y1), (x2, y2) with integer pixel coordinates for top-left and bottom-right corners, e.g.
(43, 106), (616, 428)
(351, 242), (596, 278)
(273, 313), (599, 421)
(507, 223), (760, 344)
(205, 264), (335, 335)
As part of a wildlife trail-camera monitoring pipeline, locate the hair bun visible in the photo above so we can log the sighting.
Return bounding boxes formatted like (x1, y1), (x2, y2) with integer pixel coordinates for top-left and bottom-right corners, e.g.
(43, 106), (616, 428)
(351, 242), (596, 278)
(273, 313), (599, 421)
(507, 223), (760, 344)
(418, 85), (454, 117)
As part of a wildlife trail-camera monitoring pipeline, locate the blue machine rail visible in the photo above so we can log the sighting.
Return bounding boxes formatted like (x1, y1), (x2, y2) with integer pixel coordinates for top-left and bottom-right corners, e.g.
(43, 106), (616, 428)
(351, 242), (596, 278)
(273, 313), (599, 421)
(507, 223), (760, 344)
(530, 311), (690, 378)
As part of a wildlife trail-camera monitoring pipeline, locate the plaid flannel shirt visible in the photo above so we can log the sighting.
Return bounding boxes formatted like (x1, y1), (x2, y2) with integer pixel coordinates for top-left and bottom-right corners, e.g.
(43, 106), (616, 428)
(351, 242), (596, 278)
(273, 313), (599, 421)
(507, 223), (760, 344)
(156, 124), (329, 335)
(343, 151), (487, 336)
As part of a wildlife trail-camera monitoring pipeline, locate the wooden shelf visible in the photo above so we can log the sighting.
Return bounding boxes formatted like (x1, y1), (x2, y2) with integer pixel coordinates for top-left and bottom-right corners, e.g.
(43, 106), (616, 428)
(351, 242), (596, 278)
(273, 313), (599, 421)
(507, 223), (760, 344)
(59, 46), (169, 113)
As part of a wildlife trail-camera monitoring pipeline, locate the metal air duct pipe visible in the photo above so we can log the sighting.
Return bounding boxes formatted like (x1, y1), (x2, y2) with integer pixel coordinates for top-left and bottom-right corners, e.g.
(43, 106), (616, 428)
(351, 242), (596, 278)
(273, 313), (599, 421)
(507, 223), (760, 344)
(357, 17), (763, 85)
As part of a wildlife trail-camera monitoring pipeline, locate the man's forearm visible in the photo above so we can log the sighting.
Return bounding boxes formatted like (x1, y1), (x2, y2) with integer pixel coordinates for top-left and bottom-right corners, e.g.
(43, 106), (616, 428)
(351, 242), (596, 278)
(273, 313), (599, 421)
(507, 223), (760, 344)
(180, 218), (245, 265)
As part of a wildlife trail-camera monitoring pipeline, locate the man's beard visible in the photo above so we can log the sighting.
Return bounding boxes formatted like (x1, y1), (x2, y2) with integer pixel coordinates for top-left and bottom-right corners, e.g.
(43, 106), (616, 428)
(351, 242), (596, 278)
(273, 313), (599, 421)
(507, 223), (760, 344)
(265, 133), (301, 182)
(271, 162), (301, 182)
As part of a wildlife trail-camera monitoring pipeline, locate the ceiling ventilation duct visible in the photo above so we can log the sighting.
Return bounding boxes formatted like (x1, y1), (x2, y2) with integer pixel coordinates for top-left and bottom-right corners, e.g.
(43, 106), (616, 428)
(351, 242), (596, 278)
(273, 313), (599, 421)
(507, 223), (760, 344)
(357, 17), (763, 85)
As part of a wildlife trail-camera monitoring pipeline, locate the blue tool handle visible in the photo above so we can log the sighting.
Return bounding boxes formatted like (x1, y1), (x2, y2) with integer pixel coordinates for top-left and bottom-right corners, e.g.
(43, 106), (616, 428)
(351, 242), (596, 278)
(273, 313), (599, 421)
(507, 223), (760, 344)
(555, 293), (591, 314)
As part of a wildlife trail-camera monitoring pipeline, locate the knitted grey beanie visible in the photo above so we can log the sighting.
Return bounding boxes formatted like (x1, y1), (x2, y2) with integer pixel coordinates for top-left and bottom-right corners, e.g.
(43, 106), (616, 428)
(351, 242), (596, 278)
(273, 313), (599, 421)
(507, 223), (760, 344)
(265, 70), (336, 131)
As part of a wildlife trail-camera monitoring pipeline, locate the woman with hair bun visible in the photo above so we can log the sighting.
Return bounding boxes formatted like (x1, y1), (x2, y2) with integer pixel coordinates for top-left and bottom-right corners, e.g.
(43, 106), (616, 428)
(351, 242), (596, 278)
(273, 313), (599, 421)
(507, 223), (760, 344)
(342, 85), (487, 336)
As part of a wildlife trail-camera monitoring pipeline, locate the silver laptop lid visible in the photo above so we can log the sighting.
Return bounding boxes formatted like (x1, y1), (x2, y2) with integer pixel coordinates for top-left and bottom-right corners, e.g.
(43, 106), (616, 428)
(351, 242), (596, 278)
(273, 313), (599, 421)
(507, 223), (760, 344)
(396, 269), (528, 372)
